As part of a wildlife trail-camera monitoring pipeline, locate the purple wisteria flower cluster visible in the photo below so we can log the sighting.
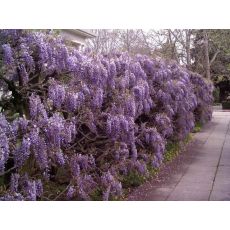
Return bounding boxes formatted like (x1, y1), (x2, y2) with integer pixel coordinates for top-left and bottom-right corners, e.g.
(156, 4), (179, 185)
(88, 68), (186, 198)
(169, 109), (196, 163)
(0, 30), (213, 201)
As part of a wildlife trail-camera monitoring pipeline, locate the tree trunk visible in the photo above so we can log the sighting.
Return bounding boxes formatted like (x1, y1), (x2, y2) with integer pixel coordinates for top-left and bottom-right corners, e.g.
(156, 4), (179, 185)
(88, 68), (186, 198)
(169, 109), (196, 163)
(140, 30), (152, 56)
(126, 30), (130, 52)
(185, 30), (191, 69)
(203, 31), (211, 79)
(167, 30), (178, 62)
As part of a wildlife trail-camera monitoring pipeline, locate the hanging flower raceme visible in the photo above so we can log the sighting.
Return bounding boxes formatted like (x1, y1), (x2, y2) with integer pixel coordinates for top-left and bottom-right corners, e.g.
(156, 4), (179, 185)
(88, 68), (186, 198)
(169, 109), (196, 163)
(29, 94), (48, 120)
(48, 79), (66, 109)
(2, 43), (14, 65)
(101, 171), (122, 201)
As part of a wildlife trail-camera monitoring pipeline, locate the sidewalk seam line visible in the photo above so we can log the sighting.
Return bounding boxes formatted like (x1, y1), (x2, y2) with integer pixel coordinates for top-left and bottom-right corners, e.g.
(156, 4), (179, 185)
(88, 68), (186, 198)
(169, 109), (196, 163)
(166, 120), (217, 201)
(208, 118), (230, 201)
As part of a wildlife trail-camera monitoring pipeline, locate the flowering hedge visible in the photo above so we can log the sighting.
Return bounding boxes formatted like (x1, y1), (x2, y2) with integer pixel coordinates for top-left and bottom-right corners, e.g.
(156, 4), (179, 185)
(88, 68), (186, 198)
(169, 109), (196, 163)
(0, 30), (213, 200)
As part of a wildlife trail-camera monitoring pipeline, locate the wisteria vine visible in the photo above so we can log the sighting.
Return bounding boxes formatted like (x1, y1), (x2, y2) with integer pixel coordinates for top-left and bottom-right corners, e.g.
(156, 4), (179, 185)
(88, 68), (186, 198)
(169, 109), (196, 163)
(0, 30), (213, 200)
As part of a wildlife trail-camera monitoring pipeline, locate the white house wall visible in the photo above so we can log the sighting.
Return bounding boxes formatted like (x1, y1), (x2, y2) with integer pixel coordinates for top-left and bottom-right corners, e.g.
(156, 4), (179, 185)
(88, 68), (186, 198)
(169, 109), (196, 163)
(60, 30), (86, 45)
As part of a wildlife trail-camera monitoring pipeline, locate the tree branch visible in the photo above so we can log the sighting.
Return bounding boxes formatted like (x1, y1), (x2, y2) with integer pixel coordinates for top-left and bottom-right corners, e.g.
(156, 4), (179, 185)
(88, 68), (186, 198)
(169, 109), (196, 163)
(169, 29), (186, 49)
(0, 166), (17, 177)
(210, 50), (220, 66)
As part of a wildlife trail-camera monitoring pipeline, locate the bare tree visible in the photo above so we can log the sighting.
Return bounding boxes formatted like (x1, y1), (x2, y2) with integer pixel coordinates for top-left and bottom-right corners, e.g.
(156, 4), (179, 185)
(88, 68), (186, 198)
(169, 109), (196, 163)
(85, 29), (195, 69)
(140, 30), (152, 56)
(191, 29), (223, 79)
(86, 29), (153, 55)
(166, 29), (193, 68)
(86, 29), (121, 53)
(185, 30), (192, 69)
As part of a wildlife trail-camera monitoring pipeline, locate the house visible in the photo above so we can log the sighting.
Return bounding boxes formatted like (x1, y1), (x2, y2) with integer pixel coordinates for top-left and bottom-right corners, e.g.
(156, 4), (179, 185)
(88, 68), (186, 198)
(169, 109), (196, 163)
(60, 29), (95, 48)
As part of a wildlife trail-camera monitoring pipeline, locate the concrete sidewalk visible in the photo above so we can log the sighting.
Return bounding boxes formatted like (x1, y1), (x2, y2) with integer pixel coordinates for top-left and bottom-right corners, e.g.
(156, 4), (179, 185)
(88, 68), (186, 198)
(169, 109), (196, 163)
(128, 110), (230, 201)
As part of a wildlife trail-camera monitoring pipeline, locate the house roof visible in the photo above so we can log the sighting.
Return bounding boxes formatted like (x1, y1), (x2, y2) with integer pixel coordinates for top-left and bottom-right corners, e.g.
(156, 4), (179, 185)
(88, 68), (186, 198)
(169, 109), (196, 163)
(63, 29), (96, 38)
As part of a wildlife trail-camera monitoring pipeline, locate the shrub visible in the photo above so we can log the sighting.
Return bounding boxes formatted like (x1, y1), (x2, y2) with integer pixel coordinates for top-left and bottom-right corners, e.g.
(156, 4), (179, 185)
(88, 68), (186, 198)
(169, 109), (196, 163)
(222, 101), (230, 109)
(0, 30), (213, 200)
